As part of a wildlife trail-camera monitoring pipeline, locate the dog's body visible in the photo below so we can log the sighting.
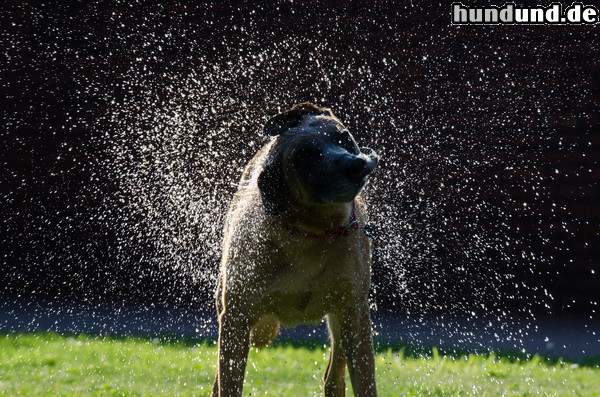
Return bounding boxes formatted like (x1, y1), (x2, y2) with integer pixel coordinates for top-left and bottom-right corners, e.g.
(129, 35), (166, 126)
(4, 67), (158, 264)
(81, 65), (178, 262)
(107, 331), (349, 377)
(212, 103), (378, 397)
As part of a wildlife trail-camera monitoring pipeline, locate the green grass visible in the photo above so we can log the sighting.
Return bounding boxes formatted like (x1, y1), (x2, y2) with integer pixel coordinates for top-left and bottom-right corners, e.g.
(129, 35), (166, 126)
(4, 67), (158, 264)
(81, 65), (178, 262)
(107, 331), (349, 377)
(1, 333), (598, 396)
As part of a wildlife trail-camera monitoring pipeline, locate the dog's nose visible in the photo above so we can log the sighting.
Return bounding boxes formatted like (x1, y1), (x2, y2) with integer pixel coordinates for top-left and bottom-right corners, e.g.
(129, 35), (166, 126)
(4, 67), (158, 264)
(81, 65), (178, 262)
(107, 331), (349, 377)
(344, 156), (369, 178)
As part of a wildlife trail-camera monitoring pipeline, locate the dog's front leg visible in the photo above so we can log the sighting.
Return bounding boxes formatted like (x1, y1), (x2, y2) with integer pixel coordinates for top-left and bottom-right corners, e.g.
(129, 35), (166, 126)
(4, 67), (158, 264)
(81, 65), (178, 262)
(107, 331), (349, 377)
(324, 314), (347, 397)
(211, 310), (250, 397)
(340, 303), (377, 397)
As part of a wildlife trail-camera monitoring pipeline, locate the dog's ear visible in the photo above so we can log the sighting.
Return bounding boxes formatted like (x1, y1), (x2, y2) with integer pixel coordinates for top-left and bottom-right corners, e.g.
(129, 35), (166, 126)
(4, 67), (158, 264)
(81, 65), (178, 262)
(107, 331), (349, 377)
(263, 102), (330, 136)
(257, 154), (288, 215)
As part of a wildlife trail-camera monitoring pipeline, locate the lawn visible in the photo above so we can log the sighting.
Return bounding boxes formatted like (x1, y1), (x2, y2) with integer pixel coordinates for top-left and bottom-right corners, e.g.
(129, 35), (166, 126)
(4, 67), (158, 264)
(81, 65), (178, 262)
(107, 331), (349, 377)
(0, 333), (598, 396)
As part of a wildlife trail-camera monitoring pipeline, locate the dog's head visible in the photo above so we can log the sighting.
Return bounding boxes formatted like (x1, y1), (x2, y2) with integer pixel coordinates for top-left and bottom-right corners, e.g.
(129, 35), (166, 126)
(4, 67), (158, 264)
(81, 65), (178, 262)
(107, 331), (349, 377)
(258, 103), (379, 215)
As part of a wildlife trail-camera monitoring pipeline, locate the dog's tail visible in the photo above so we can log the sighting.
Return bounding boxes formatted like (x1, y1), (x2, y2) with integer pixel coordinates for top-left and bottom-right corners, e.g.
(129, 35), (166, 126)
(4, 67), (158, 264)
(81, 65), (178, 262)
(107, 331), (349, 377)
(250, 314), (280, 348)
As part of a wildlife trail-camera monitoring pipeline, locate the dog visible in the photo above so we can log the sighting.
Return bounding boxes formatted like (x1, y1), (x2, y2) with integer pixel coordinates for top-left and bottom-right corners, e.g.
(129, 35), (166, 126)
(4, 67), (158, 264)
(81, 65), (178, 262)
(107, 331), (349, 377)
(211, 103), (379, 397)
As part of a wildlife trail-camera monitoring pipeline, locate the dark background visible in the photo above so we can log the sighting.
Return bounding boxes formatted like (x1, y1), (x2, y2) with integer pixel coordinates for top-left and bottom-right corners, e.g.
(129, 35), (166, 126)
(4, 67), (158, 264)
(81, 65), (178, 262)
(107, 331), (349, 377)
(2, 1), (598, 319)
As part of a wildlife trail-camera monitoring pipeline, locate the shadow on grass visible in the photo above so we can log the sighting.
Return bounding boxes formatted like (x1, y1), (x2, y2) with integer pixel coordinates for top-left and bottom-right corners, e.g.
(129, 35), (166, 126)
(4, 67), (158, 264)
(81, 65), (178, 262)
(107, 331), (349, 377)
(11, 331), (600, 369)
(265, 338), (600, 369)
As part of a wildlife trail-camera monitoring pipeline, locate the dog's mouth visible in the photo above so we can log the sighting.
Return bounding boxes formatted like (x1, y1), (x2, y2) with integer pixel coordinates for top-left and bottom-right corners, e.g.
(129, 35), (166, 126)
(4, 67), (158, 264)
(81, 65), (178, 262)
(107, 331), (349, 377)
(322, 147), (379, 203)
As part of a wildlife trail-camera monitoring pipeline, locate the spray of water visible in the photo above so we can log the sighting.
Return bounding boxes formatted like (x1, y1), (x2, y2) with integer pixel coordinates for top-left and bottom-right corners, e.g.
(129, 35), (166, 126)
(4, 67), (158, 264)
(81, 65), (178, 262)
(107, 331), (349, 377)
(4, 2), (597, 356)
(96, 38), (555, 345)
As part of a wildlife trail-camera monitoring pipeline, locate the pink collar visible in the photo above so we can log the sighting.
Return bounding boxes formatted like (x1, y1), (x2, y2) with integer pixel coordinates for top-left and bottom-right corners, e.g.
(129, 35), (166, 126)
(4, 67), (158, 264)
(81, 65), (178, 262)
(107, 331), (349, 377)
(281, 201), (359, 238)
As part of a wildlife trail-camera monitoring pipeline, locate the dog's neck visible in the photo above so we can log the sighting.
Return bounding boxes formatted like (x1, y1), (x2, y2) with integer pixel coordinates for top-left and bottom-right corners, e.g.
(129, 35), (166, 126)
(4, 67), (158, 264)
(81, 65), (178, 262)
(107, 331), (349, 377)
(280, 201), (358, 238)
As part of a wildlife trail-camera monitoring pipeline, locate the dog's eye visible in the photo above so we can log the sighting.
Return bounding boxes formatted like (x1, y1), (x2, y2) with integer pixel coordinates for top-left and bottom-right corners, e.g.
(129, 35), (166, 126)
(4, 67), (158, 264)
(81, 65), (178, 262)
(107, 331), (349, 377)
(337, 133), (359, 155)
(294, 146), (321, 161)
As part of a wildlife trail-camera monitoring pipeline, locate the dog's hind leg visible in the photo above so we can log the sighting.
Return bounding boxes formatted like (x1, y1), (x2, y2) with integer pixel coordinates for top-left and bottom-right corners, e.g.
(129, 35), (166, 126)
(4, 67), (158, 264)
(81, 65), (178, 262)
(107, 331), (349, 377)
(250, 314), (280, 348)
(324, 314), (347, 397)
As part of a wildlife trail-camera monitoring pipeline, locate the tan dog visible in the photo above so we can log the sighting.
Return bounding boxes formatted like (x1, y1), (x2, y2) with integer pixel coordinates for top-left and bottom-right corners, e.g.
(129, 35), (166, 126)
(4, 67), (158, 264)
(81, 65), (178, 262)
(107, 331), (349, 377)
(211, 103), (379, 396)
